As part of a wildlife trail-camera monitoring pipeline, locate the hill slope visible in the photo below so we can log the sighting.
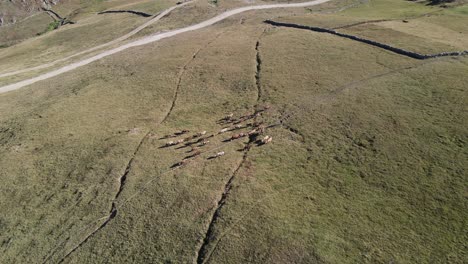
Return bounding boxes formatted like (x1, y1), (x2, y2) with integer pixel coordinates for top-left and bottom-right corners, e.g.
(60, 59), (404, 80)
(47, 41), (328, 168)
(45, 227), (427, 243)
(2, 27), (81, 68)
(0, 0), (466, 263)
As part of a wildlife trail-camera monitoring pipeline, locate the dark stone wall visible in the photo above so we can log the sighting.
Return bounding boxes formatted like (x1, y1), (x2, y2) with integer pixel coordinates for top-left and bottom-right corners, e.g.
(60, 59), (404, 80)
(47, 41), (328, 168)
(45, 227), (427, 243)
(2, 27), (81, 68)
(264, 20), (468, 60)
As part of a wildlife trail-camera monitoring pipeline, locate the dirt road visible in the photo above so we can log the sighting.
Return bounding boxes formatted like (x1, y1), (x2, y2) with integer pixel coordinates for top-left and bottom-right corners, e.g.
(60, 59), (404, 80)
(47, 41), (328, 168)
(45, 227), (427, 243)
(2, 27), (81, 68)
(0, 0), (331, 94)
(0, 0), (194, 79)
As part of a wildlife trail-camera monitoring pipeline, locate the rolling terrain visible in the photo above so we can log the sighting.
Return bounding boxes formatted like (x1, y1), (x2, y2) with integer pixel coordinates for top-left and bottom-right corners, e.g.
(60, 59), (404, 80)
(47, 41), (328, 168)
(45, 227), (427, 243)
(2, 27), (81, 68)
(0, 0), (467, 263)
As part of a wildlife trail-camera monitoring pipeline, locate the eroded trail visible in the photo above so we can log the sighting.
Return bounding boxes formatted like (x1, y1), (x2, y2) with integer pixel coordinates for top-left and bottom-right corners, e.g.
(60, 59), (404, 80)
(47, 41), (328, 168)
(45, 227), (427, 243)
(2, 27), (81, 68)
(0, 0), (331, 94)
(195, 147), (251, 264)
(194, 29), (267, 264)
(56, 131), (151, 263)
(162, 30), (227, 123)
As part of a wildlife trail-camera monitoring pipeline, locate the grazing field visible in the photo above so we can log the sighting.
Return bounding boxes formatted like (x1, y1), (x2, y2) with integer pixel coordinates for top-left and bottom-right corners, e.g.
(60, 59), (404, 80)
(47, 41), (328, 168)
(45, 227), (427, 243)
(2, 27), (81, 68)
(0, 0), (178, 74)
(0, 0), (467, 263)
(277, 2), (468, 54)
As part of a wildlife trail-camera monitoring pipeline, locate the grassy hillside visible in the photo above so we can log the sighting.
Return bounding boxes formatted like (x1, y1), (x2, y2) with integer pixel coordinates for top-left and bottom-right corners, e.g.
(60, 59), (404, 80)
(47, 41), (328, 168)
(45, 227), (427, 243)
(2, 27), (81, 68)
(0, 0), (178, 74)
(0, 0), (466, 263)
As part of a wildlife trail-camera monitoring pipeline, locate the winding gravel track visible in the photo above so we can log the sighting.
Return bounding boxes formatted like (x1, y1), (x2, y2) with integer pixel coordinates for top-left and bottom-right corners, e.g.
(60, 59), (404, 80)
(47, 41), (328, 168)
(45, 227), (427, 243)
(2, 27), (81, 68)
(0, 1), (194, 79)
(0, 0), (330, 94)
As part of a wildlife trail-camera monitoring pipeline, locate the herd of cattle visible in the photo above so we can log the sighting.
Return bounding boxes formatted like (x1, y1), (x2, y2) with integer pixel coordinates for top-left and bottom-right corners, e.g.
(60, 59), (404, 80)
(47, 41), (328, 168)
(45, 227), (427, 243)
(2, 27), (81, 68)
(159, 106), (273, 168)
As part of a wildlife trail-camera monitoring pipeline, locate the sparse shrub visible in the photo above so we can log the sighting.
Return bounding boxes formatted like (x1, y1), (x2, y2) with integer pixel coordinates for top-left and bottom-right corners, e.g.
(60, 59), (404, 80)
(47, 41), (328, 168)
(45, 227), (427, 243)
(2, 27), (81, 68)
(37, 20), (61, 36)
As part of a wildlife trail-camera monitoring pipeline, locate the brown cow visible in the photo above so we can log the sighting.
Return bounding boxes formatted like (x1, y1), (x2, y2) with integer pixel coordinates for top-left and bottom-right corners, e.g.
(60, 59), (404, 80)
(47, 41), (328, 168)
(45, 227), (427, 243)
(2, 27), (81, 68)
(199, 140), (210, 146)
(230, 133), (242, 140)
(252, 121), (264, 128)
(248, 129), (258, 136)
(165, 141), (177, 147)
(210, 151), (225, 159)
(219, 128), (229, 134)
(190, 146), (199, 152)
(261, 135), (272, 145)
(192, 131), (207, 138)
(175, 159), (189, 168)
(257, 125), (266, 134)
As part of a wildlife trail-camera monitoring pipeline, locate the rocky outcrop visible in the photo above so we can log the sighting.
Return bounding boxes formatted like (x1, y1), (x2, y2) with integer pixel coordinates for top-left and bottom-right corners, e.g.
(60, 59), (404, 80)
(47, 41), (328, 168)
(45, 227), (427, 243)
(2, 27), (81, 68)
(0, 0), (60, 26)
